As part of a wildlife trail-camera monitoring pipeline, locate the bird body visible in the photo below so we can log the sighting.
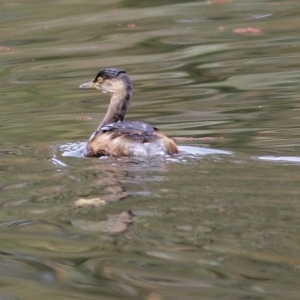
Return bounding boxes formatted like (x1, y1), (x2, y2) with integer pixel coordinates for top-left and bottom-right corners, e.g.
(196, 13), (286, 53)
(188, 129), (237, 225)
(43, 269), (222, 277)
(79, 68), (178, 157)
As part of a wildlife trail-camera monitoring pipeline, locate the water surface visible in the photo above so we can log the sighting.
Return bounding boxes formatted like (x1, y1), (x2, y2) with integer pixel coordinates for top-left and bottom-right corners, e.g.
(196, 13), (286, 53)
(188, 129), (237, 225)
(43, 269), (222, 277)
(1, 0), (300, 299)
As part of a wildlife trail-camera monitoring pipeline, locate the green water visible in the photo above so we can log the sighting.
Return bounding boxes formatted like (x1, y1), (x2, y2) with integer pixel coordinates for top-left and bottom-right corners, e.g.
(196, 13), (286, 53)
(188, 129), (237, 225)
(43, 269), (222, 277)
(1, 0), (300, 299)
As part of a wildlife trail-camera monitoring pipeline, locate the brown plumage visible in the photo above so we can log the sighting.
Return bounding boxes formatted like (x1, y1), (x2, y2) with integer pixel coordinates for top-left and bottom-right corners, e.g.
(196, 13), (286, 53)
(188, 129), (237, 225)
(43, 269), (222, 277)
(79, 68), (178, 157)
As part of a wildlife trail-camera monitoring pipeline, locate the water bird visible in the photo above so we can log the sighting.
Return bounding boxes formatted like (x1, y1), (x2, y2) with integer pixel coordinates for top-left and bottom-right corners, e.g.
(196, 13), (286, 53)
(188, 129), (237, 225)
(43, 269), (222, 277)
(79, 68), (178, 157)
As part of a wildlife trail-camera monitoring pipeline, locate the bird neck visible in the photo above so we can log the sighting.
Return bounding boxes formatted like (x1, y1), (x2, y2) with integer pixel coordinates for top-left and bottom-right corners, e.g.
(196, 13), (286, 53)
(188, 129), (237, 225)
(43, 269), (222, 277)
(98, 87), (132, 130)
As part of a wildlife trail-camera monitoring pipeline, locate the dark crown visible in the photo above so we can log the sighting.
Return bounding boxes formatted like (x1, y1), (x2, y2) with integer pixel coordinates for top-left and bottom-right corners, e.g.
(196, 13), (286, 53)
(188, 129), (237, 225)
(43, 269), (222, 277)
(96, 68), (126, 80)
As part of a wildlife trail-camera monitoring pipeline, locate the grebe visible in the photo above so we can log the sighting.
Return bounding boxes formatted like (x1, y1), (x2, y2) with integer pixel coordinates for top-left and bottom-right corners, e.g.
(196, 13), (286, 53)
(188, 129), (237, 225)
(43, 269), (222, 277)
(79, 68), (178, 157)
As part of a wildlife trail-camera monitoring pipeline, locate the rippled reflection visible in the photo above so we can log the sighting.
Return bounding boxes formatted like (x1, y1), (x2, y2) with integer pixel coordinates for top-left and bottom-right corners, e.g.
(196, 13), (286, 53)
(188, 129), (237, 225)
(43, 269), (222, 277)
(1, 0), (300, 299)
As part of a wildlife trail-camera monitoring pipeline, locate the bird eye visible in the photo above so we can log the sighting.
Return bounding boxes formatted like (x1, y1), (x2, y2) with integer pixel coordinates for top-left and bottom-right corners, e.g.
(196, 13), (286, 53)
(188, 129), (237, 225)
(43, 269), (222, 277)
(97, 77), (103, 83)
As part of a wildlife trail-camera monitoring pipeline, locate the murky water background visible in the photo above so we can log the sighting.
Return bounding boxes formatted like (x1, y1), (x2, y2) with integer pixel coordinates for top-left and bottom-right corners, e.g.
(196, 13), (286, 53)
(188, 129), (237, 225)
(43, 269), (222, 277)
(1, 0), (300, 299)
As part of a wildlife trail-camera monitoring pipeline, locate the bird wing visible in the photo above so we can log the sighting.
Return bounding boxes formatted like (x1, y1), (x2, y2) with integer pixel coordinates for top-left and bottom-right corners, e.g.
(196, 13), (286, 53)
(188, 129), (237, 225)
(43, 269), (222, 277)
(99, 121), (157, 142)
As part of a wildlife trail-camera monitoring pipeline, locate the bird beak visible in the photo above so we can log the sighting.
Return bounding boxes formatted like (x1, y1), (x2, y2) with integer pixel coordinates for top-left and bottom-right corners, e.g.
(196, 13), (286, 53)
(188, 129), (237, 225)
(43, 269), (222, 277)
(79, 80), (96, 89)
